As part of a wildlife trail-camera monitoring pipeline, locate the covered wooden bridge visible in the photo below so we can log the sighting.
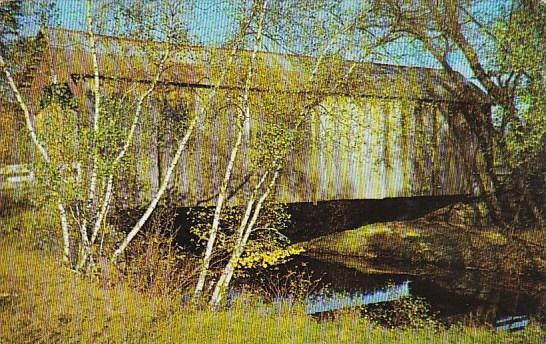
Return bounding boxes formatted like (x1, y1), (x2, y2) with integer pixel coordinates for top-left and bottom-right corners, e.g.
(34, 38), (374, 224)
(12, 28), (487, 211)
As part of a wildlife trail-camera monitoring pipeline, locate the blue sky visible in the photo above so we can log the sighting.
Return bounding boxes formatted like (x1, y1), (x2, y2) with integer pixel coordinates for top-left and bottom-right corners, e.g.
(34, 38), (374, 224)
(21, 0), (236, 44)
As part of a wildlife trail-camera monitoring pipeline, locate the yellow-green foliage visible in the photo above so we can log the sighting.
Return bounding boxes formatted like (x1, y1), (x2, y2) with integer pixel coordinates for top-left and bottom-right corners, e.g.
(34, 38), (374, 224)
(238, 245), (305, 269)
(1, 236), (544, 343)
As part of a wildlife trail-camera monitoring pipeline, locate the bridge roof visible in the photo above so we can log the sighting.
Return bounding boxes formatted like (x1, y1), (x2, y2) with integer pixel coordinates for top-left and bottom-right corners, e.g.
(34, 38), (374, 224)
(27, 28), (485, 104)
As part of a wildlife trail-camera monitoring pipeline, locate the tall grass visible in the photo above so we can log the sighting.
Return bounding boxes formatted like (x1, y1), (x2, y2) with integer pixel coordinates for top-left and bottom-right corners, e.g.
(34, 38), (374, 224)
(1, 201), (544, 343)
(1, 235), (544, 342)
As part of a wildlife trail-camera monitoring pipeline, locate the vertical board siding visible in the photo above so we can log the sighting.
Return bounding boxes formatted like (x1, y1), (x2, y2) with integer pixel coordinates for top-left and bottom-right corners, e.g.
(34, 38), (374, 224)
(31, 83), (476, 207)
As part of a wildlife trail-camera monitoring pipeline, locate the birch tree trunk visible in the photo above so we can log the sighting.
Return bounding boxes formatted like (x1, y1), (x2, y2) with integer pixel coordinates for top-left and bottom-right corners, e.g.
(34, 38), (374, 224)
(0, 54), (72, 263)
(208, 33), (362, 306)
(82, 0), (101, 253)
(208, 171), (270, 303)
(111, 114), (197, 260)
(77, 50), (170, 269)
(111, 13), (249, 262)
(193, 0), (269, 299)
(209, 169), (278, 307)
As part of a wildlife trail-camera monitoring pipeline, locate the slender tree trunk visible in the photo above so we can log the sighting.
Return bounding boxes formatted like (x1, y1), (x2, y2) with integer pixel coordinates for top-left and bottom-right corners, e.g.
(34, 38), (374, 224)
(84, 0), (101, 247)
(111, 17), (249, 264)
(109, 5), (251, 267)
(210, 170), (279, 307)
(209, 42), (361, 306)
(0, 54), (71, 263)
(208, 171), (269, 305)
(193, 0), (269, 299)
(76, 51), (170, 269)
(111, 114), (198, 260)
(57, 200), (71, 263)
(193, 121), (245, 297)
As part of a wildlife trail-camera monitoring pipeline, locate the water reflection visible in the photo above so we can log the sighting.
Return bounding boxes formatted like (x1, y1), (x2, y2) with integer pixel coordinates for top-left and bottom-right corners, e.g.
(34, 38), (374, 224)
(306, 281), (411, 314)
(269, 254), (545, 331)
(495, 315), (529, 331)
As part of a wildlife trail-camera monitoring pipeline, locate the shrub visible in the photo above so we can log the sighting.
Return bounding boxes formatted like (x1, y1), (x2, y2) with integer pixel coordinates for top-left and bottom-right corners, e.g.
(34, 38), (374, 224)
(361, 295), (442, 329)
(116, 208), (198, 298)
(242, 264), (330, 303)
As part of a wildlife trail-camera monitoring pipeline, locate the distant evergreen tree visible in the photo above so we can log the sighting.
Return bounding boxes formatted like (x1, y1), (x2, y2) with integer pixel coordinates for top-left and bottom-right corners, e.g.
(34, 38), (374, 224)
(0, 0), (23, 54)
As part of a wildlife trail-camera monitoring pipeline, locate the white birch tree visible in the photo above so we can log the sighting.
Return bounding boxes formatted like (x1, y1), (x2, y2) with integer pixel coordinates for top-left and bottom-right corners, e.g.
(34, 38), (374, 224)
(1, 0), (198, 269)
(192, 1), (392, 306)
(193, 0), (271, 299)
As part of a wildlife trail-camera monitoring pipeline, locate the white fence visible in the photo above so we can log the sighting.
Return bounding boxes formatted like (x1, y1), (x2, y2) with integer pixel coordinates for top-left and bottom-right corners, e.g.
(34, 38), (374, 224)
(0, 164), (35, 190)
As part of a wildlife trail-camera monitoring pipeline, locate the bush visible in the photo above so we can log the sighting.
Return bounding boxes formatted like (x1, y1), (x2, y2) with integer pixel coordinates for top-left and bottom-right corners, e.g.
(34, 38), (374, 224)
(361, 294), (442, 329)
(116, 208), (198, 298)
(242, 264), (329, 303)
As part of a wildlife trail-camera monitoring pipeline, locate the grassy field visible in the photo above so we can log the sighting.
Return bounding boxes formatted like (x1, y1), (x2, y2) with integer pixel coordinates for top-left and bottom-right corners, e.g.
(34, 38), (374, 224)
(1, 207), (545, 343)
